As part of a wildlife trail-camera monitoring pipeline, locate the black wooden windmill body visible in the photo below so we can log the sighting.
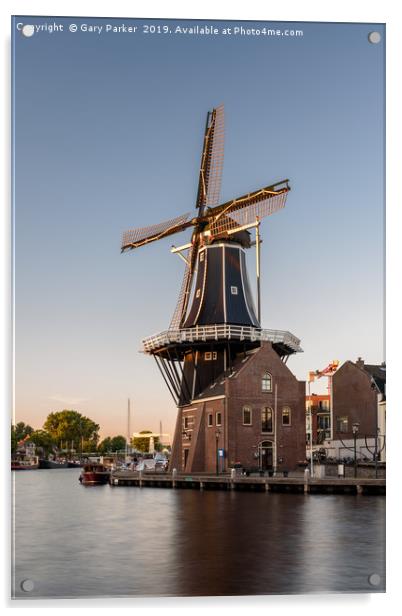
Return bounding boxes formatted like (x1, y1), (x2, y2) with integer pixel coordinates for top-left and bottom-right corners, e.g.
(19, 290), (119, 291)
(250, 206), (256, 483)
(122, 105), (302, 407)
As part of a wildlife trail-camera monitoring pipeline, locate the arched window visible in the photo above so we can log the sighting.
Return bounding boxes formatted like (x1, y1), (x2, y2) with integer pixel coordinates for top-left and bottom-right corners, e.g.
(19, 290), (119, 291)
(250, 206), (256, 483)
(282, 406), (291, 426)
(261, 407), (273, 433)
(243, 406), (252, 425)
(261, 372), (272, 392)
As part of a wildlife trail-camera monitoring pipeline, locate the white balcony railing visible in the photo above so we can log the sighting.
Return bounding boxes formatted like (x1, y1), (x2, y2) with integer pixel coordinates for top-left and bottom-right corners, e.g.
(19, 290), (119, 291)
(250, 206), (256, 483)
(141, 324), (302, 354)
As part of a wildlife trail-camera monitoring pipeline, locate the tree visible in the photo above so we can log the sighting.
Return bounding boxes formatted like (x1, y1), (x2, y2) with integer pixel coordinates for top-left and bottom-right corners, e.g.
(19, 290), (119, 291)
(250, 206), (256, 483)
(11, 425), (18, 454)
(98, 437), (112, 454)
(43, 410), (100, 452)
(29, 430), (55, 456)
(98, 435), (127, 454)
(14, 422), (34, 442)
(110, 435), (126, 452)
(12, 422), (34, 454)
(131, 430), (160, 453)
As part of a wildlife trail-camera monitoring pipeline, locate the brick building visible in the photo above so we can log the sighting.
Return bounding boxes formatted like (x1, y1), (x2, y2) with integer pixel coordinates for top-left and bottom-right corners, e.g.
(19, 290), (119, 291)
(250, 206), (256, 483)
(305, 394), (330, 445)
(324, 357), (386, 460)
(170, 342), (306, 473)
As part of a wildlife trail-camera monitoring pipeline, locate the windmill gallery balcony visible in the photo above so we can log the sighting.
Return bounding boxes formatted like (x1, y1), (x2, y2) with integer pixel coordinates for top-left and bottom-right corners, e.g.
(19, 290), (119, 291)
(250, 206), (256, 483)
(141, 324), (302, 357)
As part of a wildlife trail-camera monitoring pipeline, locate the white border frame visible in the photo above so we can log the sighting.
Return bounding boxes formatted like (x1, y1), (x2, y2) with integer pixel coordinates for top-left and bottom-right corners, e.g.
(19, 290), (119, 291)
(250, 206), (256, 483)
(2, 1), (399, 613)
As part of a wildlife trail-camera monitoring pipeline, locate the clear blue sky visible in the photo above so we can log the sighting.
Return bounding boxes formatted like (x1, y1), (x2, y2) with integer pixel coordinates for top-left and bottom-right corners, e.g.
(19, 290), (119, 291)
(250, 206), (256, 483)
(13, 16), (385, 439)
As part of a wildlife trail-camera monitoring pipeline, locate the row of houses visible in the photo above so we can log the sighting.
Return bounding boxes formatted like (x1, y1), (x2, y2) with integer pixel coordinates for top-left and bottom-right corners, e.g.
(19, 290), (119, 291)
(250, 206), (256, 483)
(171, 342), (386, 473)
(306, 357), (386, 463)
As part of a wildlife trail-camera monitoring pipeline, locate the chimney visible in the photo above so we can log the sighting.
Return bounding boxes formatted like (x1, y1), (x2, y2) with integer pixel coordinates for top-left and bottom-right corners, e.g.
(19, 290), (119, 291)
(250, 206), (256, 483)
(356, 357), (364, 369)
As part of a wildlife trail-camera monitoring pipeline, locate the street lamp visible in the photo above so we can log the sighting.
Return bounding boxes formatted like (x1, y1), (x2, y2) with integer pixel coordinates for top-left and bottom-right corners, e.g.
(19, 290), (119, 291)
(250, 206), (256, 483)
(215, 430), (220, 476)
(352, 422), (360, 478)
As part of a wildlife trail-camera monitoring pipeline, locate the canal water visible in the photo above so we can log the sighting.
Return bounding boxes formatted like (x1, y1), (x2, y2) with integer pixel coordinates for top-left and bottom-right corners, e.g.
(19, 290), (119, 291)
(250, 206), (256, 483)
(12, 469), (385, 598)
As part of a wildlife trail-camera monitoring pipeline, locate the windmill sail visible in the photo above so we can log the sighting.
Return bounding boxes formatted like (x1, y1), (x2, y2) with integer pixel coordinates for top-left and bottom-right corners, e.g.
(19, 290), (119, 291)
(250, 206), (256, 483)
(205, 104), (225, 209)
(121, 212), (192, 252)
(169, 243), (196, 330)
(208, 182), (289, 238)
(196, 105), (225, 214)
(169, 105), (225, 329)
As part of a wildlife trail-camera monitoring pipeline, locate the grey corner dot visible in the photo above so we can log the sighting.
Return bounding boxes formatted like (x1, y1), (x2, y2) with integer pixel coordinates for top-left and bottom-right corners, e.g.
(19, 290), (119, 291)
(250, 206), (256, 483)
(22, 24), (35, 37)
(368, 573), (381, 587)
(368, 31), (381, 44)
(20, 578), (34, 592)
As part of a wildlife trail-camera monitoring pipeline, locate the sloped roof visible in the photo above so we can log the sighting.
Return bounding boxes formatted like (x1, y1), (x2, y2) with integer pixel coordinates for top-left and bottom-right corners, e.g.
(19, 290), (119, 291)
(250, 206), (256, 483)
(363, 363), (386, 395)
(191, 349), (260, 402)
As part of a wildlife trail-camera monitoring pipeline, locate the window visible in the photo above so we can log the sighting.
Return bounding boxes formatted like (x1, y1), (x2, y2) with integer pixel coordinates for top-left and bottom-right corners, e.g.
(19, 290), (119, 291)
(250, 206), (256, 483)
(196, 289), (201, 298)
(336, 416), (349, 433)
(208, 414), (213, 427)
(199, 252), (205, 262)
(261, 372), (272, 392)
(318, 415), (330, 431)
(261, 407), (273, 433)
(231, 286), (238, 295)
(183, 416), (189, 429)
(282, 407), (291, 426)
(243, 406), (252, 425)
(205, 351), (217, 361)
(216, 412), (222, 426)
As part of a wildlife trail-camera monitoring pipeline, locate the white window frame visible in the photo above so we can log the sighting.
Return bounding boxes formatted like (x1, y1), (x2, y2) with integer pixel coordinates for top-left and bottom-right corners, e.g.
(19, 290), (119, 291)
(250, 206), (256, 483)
(261, 372), (272, 392)
(216, 412), (222, 426)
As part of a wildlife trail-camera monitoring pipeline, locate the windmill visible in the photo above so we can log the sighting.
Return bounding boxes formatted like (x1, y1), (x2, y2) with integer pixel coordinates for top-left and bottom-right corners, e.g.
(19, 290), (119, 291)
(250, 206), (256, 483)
(121, 105), (302, 409)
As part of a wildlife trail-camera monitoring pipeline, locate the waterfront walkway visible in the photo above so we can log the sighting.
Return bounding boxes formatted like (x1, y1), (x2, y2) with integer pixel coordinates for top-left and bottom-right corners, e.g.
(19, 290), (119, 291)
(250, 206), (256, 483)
(109, 470), (385, 495)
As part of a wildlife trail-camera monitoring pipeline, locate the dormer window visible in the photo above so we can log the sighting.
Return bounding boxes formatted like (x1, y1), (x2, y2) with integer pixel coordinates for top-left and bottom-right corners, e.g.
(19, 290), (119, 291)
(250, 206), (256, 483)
(196, 289), (201, 298)
(231, 286), (238, 295)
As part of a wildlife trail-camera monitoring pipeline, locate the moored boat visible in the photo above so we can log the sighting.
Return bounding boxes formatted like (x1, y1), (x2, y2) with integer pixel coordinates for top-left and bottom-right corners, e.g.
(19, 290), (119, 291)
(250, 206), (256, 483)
(39, 458), (69, 469)
(68, 460), (83, 468)
(79, 463), (110, 485)
(11, 456), (39, 470)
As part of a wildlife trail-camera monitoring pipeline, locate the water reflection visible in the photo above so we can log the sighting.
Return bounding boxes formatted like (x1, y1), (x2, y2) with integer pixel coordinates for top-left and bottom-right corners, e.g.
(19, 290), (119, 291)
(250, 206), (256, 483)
(13, 470), (385, 598)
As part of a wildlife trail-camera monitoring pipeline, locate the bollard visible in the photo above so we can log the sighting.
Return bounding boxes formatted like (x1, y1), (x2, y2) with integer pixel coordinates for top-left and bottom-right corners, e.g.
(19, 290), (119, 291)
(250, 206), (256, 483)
(139, 469), (143, 488)
(172, 468), (177, 488)
(230, 468), (236, 490)
(304, 467), (310, 494)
